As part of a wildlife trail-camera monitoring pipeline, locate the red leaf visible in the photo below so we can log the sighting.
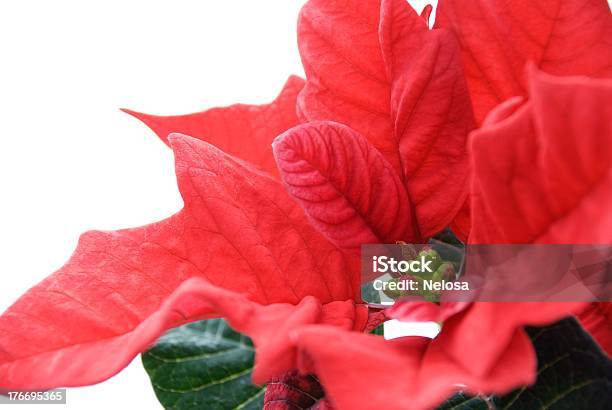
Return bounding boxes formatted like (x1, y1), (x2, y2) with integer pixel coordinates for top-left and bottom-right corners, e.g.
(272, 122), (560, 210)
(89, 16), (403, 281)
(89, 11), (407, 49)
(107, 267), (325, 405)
(578, 302), (612, 356)
(122, 76), (304, 176)
(420, 4), (433, 25)
(435, 0), (612, 125)
(297, 0), (391, 164)
(380, 0), (473, 237)
(0, 134), (361, 390)
(298, 300), (584, 409)
(293, 324), (536, 410)
(450, 200), (470, 242)
(470, 69), (612, 244)
(468, 69), (612, 359)
(433, 302), (586, 379)
(436, 0), (612, 238)
(263, 371), (329, 410)
(297, 0), (473, 237)
(0, 277), (366, 390)
(273, 121), (419, 248)
(389, 300), (585, 380)
(381, 69), (605, 404)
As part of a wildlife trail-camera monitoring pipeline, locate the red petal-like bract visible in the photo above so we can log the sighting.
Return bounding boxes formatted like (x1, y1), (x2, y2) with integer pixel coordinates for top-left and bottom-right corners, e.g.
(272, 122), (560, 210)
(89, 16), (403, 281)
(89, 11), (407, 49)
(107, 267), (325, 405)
(449, 201), (470, 242)
(295, 324), (533, 410)
(438, 0), (612, 239)
(436, 0), (612, 125)
(301, 301), (584, 410)
(122, 76), (304, 176)
(390, 300), (585, 379)
(0, 134), (361, 390)
(0, 277), (366, 390)
(469, 70), (612, 355)
(297, 0), (390, 162)
(578, 303), (612, 356)
(297, 0), (473, 238)
(420, 4), (433, 25)
(379, 68), (606, 408)
(263, 371), (331, 410)
(273, 121), (418, 248)
(470, 70), (612, 244)
(380, 0), (473, 237)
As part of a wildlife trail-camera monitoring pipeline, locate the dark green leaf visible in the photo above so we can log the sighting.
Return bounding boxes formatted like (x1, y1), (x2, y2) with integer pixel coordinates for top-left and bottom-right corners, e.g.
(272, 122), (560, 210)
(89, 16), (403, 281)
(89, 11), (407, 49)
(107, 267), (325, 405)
(142, 319), (265, 410)
(370, 323), (385, 336)
(433, 228), (465, 247)
(437, 392), (491, 410)
(498, 317), (612, 410)
(438, 317), (612, 410)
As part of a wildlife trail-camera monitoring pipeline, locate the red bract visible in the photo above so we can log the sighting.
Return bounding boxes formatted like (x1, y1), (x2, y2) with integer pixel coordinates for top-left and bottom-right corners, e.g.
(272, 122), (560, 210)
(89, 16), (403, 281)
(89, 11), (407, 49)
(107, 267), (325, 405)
(580, 303), (612, 356)
(436, 0), (612, 126)
(0, 135), (363, 389)
(298, 0), (473, 239)
(273, 121), (418, 248)
(385, 69), (611, 404)
(470, 69), (612, 245)
(122, 76), (305, 177)
(436, 0), (612, 240)
(469, 68), (612, 355)
(294, 302), (577, 410)
(444, 0), (612, 356)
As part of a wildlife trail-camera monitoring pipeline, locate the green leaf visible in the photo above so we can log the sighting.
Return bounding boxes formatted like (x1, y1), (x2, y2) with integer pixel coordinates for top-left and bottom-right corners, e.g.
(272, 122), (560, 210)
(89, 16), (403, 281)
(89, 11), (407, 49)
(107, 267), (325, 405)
(438, 317), (612, 410)
(498, 317), (612, 409)
(370, 323), (385, 336)
(433, 228), (465, 247)
(437, 392), (491, 410)
(142, 319), (265, 410)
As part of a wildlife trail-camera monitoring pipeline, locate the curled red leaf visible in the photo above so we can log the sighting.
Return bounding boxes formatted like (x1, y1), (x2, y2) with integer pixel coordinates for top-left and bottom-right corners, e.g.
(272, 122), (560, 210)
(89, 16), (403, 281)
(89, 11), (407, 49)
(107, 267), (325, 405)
(273, 121), (418, 248)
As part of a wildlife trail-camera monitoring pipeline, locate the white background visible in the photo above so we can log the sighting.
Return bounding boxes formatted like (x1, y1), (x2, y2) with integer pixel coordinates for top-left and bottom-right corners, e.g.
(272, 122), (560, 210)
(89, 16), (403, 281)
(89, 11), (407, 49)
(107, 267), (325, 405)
(0, 1), (434, 408)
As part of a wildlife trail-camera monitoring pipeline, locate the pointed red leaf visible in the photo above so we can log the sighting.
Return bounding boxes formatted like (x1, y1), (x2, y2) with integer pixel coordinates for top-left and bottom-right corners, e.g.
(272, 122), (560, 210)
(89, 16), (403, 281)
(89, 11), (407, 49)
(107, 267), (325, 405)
(297, 0), (473, 237)
(420, 4), (433, 25)
(273, 121), (418, 248)
(435, 0), (612, 125)
(0, 134), (360, 390)
(380, 0), (473, 237)
(297, 0), (392, 164)
(122, 76), (305, 176)
(470, 69), (612, 244)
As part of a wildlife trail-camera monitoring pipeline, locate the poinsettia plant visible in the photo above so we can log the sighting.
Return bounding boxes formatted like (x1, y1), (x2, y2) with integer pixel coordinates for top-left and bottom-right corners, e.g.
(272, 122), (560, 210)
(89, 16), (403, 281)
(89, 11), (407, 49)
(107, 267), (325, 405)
(1, 0), (611, 409)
